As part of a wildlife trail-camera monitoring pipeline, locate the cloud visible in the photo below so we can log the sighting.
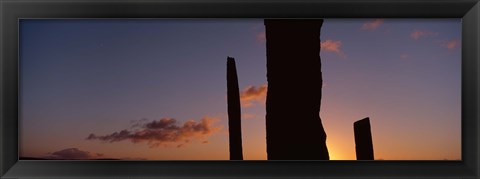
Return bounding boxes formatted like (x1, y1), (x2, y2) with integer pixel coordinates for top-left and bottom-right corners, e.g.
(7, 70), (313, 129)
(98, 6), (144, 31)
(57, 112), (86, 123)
(238, 82), (328, 108)
(400, 53), (410, 60)
(410, 29), (439, 40)
(256, 31), (266, 42)
(321, 40), (347, 58)
(87, 117), (223, 148)
(361, 19), (384, 30)
(439, 39), (460, 49)
(240, 84), (267, 107)
(243, 113), (256, 120)
(129, 118), (148, 129)
(46, 148), (103, 160)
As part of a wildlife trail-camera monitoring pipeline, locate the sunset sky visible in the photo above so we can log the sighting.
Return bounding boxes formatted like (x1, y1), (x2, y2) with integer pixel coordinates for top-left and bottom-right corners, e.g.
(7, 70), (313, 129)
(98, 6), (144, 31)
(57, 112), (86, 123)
(19, 19), (461, 160)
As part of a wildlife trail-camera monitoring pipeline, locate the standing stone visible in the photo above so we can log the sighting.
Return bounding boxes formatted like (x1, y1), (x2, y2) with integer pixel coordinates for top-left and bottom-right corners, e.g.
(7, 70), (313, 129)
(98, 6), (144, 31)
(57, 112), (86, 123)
(264, 19), (329, 160)
(354, 117), (374, 160)
(227, 56), (243, 160)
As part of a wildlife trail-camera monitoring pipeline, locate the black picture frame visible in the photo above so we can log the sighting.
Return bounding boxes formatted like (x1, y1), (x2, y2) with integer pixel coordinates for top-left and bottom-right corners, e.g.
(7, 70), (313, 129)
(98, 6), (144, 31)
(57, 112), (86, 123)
(1, 0), (479, 178)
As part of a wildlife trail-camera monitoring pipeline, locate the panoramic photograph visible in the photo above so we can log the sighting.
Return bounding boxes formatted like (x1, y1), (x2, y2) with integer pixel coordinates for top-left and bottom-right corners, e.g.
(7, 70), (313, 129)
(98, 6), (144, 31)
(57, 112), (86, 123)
(19, 18), (461, 160)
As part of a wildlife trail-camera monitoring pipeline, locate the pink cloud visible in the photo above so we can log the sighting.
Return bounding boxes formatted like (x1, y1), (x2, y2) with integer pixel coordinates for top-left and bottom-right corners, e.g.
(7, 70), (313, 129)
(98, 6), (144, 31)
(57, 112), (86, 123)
(361, 19), (384, 30)
(400, 53), (410, 60)
(46, 148), (104, 160)
(87, 116), (223, 148)
(240, 84), (267, 107)
(243, 113), (256, 120)
(410, 29), (439, 40)
(239, 82), (327, 108)
(321, 40), (346, 58)
(440, 39), (460, 49)
(256, 31), (266, 42)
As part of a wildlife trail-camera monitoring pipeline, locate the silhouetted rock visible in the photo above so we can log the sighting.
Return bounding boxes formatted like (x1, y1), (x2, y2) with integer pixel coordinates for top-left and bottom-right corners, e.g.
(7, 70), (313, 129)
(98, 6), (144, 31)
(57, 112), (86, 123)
(264, 19), (329, 160)
(227, 56), (243, 160)
(354, 117), (374, 160)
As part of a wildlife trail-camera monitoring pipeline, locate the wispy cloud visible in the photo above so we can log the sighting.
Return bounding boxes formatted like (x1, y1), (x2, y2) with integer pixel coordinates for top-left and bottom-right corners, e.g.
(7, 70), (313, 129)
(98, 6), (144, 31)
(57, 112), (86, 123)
(400, 53), (410, 60)
(361, 19), (384, 30)
(46, 148), (104, 160)
(87, 117), (223, 148)
(243, 113), (257, 120)
(240, 84), (267, 107)
(321, 40), (347, 59)
(410, 29), (439, 40)
(256, 31), (266, 42)
(238, 82), (327, 108)
(439, 39), (460, 49)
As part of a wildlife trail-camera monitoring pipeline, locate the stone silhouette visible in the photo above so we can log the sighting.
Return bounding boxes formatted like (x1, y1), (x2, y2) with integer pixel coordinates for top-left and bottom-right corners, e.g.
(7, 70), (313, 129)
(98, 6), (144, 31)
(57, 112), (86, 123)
(354, 117), (374, 160)
(227, 56), (243, 160)
(264, 19), (329, 160)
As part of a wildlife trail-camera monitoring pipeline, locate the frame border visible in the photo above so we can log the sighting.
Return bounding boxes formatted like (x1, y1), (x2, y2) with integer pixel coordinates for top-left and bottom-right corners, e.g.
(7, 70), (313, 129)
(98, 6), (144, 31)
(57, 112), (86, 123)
(1, 0), (479, 178)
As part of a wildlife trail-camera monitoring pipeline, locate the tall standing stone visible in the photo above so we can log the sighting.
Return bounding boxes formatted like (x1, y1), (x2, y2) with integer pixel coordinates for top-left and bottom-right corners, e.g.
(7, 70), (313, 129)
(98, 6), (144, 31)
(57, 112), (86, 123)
(354, 117), (374, 160)
(264, 19), (329, 160)
(227, 56), (243, 160)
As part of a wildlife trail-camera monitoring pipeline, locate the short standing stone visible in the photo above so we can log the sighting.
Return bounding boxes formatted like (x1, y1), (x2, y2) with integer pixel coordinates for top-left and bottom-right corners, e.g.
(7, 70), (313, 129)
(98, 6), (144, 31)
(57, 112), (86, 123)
(354, 117), (374, 160)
